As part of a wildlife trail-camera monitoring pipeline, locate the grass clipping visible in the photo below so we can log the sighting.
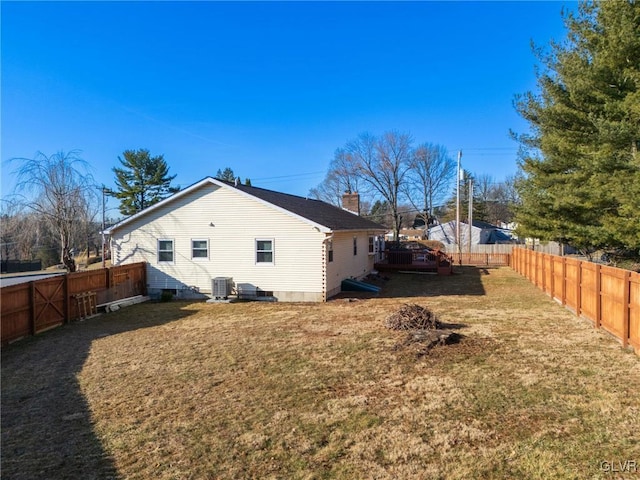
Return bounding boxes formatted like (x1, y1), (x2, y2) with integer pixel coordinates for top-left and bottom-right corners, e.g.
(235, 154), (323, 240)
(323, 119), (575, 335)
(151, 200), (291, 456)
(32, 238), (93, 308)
(385, 303), (462, 355)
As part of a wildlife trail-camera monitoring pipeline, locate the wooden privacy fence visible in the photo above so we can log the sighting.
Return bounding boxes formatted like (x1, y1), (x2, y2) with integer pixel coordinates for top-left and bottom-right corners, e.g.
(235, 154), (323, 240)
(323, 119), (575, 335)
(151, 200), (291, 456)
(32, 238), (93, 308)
(1, 262), (147, 345)
(512, 248), (640, 352)
(449, 253), (511, 266)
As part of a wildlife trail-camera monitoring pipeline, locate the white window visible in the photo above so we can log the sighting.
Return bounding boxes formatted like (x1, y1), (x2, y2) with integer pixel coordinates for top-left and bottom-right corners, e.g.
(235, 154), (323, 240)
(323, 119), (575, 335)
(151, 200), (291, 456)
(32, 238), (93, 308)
(368, 236), (375, 254)
(158, 239), (174, 263)
(256, 239), (274, 264)
(353, 236), (358, 256)
(191, 239), (209, 259)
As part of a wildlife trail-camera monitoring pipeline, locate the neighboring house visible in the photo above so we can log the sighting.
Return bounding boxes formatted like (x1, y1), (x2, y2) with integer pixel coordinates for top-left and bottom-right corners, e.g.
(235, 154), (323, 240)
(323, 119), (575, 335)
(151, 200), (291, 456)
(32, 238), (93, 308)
(105, 178), (386, 302)
(428, 220), (515, 245)
(384, 228), (427, 242)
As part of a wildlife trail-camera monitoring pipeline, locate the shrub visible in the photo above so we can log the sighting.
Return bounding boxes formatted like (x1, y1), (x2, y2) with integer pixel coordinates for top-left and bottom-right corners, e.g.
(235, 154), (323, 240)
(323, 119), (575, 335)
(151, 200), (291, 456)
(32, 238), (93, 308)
(160, 290), (173, 302)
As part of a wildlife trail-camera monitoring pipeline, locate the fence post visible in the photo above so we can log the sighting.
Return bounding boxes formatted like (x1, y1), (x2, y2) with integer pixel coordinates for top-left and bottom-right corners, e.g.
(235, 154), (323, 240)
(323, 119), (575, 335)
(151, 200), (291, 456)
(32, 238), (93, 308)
(142, 263), (148, 295)
(550, 255), (555, 298)
(623, 271), (630, 348)
(29, 281), (36, 336)
(63, 274), (70, 323)
(105, 266), (111, 290)
(576, 261), (582, 317)
(595, 264), (602, 329)
(561, 257), (567, 305)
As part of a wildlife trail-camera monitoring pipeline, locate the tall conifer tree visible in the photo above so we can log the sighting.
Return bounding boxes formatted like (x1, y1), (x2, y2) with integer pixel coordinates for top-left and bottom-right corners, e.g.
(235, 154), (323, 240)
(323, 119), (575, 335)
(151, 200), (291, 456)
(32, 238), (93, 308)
(112, 149), (179, 216)
(514, 0), (640, 254)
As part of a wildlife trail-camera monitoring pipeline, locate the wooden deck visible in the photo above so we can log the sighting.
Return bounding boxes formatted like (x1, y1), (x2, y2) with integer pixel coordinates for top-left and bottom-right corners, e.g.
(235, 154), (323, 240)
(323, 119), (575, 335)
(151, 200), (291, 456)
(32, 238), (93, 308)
(375, 250), (453, 275)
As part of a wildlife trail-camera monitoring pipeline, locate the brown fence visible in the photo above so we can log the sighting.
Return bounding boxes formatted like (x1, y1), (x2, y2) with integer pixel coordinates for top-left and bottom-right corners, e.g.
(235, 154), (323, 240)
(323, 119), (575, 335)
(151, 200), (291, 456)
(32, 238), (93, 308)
(512, 248), (640, 352)
(449, 253), (511, 266)
(1, 262), (147, 345)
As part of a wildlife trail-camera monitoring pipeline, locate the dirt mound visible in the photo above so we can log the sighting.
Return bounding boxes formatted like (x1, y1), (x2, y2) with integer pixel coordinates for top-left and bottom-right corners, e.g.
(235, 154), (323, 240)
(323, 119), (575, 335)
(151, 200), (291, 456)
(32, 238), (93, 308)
(385, 303), (441, 331)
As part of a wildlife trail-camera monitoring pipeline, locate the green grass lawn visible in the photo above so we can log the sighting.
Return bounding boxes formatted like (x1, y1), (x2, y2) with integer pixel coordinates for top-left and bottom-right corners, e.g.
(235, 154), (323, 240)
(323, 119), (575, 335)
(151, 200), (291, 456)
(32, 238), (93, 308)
(2, 267), (639, 479)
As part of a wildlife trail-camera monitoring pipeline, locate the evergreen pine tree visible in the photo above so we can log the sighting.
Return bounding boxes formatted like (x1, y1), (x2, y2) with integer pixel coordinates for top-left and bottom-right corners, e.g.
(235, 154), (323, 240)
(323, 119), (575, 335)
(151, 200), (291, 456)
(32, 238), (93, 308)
(514, 0), (640, 253)
(112, 149), (178, 216)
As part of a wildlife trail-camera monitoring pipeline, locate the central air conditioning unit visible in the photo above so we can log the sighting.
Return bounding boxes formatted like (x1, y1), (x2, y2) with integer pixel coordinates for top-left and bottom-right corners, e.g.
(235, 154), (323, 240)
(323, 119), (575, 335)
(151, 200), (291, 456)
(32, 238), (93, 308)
(211, 277), (233, 299)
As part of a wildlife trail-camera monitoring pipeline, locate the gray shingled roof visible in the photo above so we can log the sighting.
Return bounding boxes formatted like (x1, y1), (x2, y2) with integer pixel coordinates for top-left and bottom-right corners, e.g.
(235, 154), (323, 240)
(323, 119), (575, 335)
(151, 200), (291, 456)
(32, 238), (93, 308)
(223, 180), (386, 231)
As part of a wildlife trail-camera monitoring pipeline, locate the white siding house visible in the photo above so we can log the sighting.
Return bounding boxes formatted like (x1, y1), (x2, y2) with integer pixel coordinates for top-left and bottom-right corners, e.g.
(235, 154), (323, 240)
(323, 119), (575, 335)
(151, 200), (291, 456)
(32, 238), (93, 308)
(428, 220), (514, 245)
(106, 178), (386, 302)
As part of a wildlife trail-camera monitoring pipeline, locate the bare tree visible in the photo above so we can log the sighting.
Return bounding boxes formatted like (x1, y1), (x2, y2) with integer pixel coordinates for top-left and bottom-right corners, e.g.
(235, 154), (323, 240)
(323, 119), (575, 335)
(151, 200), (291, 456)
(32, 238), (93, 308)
(0, 201), (37, 261)
(9, 151), (97, 271)
(488, 174), (521, 225)
(348, 131), (414, 243)
(309, 148), (361, 206)
(403, 143), (455, 231)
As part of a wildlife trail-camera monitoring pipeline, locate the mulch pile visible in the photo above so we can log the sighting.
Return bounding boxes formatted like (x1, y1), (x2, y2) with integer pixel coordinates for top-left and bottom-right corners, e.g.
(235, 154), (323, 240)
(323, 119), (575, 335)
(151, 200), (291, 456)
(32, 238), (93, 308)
(385, 303), (462, 356)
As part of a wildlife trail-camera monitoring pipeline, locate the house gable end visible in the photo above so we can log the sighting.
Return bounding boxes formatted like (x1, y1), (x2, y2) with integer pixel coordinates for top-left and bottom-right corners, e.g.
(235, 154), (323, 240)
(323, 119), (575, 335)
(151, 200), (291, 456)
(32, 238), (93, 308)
(106, 177), (385, 235)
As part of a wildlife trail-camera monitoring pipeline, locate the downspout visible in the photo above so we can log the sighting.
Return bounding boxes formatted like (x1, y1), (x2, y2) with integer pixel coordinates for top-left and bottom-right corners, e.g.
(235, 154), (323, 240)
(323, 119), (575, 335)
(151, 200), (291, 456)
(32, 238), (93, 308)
(322, 233), (334, 302)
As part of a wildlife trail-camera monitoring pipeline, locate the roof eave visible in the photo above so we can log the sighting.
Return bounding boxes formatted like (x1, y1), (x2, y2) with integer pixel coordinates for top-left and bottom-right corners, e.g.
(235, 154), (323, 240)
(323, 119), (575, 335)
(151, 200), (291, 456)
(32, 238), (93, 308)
(331, 227), (388, 234)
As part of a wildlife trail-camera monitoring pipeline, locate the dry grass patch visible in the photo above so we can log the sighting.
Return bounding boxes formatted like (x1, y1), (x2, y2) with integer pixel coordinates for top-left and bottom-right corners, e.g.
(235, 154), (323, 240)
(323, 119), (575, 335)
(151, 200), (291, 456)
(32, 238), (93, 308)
(2, 267), (639, 479)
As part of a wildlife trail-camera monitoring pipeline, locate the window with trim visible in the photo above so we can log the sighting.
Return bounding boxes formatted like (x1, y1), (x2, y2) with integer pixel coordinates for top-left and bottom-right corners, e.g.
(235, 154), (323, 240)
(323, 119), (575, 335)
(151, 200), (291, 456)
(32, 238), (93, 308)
(158, 239), (174, 263)
(191, 239), (208, 259)
(327, 239), (334, 262)
(353, 236), (358, 256)
(368, 236), (375, 254)
(256, 239), (274, 264)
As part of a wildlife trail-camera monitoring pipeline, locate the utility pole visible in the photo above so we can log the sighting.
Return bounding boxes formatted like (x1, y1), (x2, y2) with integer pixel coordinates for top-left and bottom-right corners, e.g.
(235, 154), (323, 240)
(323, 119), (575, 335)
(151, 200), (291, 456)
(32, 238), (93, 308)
(468, 178), (473, 260)
(102, 186), (106, 269)
(456, 150), (462, 263)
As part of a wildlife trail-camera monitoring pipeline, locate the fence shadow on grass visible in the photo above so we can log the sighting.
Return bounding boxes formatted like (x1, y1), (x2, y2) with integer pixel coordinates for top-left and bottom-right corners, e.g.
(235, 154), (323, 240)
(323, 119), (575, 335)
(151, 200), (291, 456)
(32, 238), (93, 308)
(1, 300), (199, 480)
(376, 266), (489, 298)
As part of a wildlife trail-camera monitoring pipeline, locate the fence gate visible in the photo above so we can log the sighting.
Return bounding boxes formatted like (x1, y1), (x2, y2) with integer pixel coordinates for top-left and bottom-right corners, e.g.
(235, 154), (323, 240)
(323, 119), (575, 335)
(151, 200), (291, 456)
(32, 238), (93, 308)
(31, 276), (66, 334)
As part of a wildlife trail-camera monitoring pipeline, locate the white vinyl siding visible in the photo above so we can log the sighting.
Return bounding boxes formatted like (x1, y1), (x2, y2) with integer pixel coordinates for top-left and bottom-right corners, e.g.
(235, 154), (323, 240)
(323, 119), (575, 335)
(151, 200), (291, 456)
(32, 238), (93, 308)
(324, 231), (376, 298)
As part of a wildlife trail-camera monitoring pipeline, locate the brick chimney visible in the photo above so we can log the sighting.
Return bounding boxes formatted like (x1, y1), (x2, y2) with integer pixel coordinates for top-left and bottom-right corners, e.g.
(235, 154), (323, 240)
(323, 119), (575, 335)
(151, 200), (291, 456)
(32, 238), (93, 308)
(342, 192), (360, 215)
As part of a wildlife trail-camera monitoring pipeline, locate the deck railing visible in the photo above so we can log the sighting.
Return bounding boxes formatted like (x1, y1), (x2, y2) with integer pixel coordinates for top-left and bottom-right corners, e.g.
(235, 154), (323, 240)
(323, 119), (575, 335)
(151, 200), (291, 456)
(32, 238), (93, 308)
(376, 249), (453, 274)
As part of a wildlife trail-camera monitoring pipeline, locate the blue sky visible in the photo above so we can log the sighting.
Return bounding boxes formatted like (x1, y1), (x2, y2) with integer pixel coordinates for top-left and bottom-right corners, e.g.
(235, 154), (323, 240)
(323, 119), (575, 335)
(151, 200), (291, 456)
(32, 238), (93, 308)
(2, 1), (575, 210)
